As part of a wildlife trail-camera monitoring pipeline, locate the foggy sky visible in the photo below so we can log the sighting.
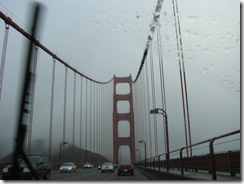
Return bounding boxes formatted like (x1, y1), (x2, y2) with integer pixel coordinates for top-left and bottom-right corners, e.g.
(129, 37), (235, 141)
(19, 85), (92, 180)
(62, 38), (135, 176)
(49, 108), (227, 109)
(0, 0), (240, 162)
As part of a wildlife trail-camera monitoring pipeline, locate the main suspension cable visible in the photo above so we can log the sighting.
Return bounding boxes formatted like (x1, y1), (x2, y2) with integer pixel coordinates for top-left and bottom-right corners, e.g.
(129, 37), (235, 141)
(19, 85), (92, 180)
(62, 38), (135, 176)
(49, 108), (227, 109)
(133, 0), (164, 83)
(0, 10), (113, 84)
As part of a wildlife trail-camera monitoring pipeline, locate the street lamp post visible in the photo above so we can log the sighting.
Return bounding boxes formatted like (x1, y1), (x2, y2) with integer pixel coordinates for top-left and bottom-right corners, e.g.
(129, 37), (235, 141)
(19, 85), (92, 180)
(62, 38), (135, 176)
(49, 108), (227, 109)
(135, 149), (141, 163)
(150, 108), (170, 172)
(138, 140), (147, 166)
(59, 141), (68, 164)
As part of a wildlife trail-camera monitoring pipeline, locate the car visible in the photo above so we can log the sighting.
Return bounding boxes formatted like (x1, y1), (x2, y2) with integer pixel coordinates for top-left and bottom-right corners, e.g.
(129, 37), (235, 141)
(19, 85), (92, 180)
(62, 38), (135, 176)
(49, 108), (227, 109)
(2, 155), (51, 180)
(83, 163), (93, 169)
(118, 163), (134, 176)
(101, 162), (115, 173)
(59, 162), (77, 173)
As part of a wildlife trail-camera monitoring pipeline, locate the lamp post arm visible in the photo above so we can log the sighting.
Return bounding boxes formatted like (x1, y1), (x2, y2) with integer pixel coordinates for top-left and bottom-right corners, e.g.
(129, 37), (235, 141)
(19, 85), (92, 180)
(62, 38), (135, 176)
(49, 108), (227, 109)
(155, 108), (167, 117)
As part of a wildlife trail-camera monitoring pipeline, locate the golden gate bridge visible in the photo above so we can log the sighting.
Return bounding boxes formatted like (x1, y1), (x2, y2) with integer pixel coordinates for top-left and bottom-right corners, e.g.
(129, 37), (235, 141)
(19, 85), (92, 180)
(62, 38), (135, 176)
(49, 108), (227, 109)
(0, 0), (240, 181)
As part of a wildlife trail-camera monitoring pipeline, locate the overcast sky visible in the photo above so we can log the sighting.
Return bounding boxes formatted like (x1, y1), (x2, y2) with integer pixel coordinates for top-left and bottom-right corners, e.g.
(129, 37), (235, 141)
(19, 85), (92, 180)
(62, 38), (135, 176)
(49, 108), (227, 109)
(0, 0), (240, 161)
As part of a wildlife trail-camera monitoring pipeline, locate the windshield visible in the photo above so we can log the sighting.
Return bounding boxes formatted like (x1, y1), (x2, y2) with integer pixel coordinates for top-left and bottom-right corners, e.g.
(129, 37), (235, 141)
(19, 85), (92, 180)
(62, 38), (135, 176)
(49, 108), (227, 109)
(102, 163), (112, 166)
(19, 157), (38, 167)
(63, 163), (73, 166)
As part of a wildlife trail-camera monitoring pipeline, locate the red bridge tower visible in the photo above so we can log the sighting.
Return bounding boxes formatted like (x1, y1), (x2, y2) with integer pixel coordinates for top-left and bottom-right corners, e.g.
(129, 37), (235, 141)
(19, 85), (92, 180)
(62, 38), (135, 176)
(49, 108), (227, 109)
(113, 75), (135, 163)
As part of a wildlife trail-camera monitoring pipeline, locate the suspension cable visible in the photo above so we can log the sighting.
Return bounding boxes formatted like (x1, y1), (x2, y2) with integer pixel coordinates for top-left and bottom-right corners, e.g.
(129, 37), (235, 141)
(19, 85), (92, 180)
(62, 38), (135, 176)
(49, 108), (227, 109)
(0, 23), (9, 101)
(142, 67), (149, 159)
(72, 72), (76, 160)
(149, 45), (158, 157)
(0, 10), (113, 84)
(89, 80), (92, 151)
(133, 0), (164, 83)
(80, 76), (83, 158)
(85, 79), (88, 151)
(93, 83), (96, 152)
(145, 59), (152, 158)
(176, 0), (193, 157)
(172, 0), (188, 157)
(48, 58), (56, 161)
(156, 25), (167, 155)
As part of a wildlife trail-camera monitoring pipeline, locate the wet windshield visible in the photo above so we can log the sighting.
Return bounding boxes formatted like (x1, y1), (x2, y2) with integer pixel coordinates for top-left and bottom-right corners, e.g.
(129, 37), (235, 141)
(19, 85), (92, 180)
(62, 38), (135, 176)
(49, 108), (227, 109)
(63, 163), (73, 166)
(19, 157), (38, 167)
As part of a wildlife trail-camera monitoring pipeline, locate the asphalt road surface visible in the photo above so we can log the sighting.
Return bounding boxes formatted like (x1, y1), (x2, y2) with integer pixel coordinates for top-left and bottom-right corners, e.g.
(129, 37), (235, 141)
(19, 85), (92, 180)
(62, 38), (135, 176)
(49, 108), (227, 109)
(50, 168), (149, 181)
(0, 168), (149, 181)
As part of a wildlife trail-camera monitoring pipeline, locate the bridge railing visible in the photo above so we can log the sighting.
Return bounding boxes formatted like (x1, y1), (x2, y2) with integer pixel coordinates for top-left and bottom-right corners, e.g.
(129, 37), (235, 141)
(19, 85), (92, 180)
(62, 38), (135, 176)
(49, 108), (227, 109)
(135, 129), (240, 180)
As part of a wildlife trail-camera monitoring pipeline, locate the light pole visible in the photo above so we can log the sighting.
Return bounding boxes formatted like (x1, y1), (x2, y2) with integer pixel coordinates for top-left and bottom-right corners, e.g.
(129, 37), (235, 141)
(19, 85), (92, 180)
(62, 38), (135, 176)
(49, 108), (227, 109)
(135, 149), (141, 163)
(138, 140), (147, 164)
(59, 141), (68, 164)
(150, 108), (170, 172)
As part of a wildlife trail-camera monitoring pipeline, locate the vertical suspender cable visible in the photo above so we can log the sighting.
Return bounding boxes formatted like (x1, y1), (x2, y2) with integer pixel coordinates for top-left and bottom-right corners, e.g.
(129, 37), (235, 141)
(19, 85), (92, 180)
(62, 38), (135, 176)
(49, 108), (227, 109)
(140, 74), (143, 140)
(92, 83), (97, 152)
(175, 0), (192, 157)
(28, 45), (38, 155)
(96, 83), (98, 152)
(91, 82), (93, 152)
(103, 85), (106, 156)
(133, 81), (138, 146)
(140, 72), (146, 147)
(100, 85), (103, 155)
(172, 0), (188, 157)
(80, 76), (83, 161)
(73, 72), (76, 161)
(85, 79), (88, 161)
(142, 68), (150, 155)
(48, 58), (56, 161)
(101, 85), (104, 155)
(62, 67), (68, 162)
(98, 84), (102, 154)
(97, 84), (99, 154)
(150, 46), (158, 157)
(89, 81), (92, 151)
(0, 23), (9, 101)
(145, 60), (152, 158)
(95, 83), (98, 153)
(172, 0), (192, 157)
(156, 26), (167, 155)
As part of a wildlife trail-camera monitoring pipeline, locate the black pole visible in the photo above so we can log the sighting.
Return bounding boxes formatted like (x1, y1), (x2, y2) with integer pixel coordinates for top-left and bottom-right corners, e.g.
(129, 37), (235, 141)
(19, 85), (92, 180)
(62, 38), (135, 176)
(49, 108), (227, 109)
(12, 3), (43, 180)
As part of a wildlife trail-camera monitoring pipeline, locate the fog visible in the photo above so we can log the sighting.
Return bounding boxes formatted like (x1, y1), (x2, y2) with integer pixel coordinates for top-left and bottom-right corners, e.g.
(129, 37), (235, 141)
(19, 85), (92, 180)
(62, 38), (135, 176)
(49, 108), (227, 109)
(0, 0), (240, 162)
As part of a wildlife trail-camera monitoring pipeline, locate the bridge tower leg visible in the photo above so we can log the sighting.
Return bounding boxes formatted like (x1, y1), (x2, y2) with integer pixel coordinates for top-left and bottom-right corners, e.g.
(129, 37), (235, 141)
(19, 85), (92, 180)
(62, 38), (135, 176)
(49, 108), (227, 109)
(113, 75), (135, 163)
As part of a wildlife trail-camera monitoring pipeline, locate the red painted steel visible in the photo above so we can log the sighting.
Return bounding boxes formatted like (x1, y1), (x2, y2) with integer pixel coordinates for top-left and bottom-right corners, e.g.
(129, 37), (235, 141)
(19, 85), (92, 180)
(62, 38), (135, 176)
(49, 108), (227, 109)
(113, 75), (135, 163)
(0, 11), (113, 84)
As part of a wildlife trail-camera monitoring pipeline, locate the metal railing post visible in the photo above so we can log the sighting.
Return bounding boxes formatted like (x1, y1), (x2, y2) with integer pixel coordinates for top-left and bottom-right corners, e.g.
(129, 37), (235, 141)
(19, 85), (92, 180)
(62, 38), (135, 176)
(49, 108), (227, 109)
(209, 137), (217, 180)
(158, 155), (161, 171)
(153, 157), (155, 170)
(180, 148), (184, 175)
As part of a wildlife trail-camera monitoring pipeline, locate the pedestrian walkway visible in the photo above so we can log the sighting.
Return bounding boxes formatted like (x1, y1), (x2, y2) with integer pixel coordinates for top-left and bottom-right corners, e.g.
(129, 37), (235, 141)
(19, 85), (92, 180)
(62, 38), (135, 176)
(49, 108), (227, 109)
(137, 166), (241, 181)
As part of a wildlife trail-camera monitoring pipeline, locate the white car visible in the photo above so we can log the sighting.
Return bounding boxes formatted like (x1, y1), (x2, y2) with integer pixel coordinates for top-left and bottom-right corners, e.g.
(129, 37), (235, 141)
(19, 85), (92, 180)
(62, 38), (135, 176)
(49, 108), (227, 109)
(83, 163), (93, 169)
(60, 162), (77, 173)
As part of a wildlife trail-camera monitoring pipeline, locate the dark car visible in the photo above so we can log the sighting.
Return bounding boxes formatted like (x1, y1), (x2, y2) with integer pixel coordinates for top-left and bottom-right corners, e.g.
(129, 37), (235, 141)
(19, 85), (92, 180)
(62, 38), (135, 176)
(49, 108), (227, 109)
(118, 163), (134, 176)
(2, 155), (51, 180)
(101, 162), (115, 173)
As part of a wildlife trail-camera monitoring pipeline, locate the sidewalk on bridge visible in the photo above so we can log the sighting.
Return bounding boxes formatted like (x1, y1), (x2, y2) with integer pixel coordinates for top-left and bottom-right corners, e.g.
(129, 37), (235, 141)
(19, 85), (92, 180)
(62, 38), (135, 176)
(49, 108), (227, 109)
(139, 166), (241, 181)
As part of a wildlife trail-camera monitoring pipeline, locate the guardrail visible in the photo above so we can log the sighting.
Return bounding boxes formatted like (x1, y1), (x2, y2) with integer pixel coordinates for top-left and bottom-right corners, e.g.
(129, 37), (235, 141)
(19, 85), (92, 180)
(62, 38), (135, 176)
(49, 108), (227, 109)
(135, 130), (240, 180)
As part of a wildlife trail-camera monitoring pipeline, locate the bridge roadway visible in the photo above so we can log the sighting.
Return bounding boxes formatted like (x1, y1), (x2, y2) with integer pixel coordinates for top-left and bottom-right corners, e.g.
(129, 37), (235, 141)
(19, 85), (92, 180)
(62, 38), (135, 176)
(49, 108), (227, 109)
(50, 168), (148, 181)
